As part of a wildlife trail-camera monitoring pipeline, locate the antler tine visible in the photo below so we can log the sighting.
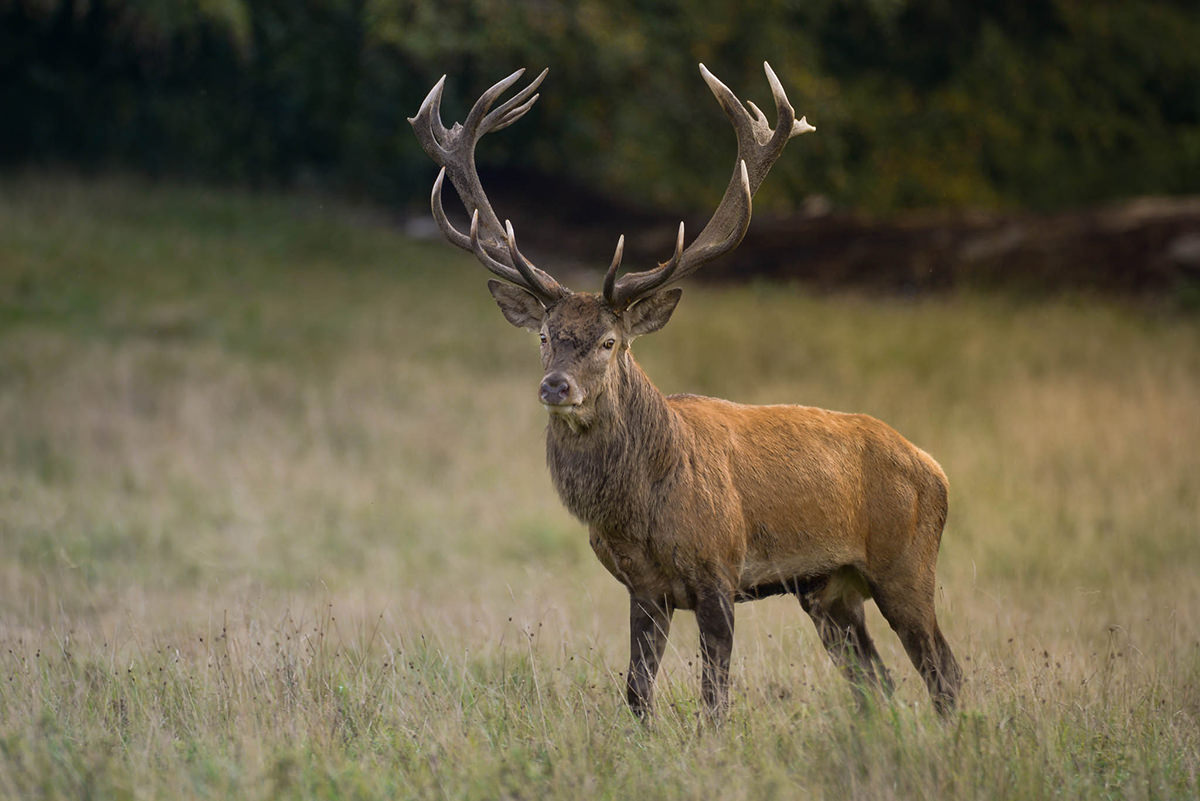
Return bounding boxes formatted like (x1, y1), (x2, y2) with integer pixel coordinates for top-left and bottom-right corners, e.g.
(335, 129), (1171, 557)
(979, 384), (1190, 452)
(468, 211), (551, 297)
(699, 63), (753, 133)
(763, 62), (816, 149)
(430, 167), (470, 251)
(504, 220), (569, 303)
(463, 68), (530, 139)
(486, 68), (548, 133)
(409, 75), (452, 156)
(601, 235), (626, 307)
(609, 62), (813, 309)
(606, 223), (686, 309)
(761, 62), (796, 155)
(462, 212), (567, 305)
(468, 210), (520, 282)
(744, 100), (769, 126)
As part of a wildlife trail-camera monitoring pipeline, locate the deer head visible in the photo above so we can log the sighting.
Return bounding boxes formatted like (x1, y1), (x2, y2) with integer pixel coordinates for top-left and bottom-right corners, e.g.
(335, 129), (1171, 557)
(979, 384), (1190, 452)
(409, 63), (814, 428)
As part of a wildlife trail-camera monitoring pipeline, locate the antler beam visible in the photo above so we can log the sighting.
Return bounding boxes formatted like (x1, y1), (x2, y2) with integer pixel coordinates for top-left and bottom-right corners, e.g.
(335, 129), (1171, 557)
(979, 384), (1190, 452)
(409, 69), (569, 305)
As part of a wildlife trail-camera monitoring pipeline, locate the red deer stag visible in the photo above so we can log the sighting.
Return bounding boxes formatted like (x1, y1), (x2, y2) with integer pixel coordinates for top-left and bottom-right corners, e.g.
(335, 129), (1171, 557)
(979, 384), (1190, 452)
(409, 64), (962, 719)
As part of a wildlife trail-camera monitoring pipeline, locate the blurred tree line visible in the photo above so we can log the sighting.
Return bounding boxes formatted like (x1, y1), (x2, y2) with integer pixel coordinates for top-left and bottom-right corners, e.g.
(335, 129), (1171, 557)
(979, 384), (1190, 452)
(2, 0), (1198, 215)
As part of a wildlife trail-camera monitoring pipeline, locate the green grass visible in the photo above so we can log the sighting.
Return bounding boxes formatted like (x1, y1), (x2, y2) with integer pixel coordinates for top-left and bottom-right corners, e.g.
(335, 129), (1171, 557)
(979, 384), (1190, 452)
(1, 174), (1198, 800)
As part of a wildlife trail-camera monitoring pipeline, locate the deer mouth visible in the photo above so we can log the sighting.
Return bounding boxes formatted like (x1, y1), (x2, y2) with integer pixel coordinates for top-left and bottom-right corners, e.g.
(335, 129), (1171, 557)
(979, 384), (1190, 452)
(541, 389), (590, 428)
(542, 399), (582, 415)
(542, 397), (592, 433)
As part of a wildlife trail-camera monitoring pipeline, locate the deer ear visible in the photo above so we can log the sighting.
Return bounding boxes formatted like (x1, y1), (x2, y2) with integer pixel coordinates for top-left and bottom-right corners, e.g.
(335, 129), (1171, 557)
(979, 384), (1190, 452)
(624, 288), (682, 338)
(488, 279), (546, 331)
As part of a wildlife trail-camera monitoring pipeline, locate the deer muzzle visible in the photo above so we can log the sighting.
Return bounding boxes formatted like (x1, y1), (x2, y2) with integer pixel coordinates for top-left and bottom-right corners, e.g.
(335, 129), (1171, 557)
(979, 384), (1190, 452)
(539, 371), (577, 408)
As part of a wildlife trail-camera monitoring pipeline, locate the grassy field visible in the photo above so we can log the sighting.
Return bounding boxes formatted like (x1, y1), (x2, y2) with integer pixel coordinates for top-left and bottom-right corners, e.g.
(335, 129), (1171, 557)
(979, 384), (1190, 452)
(1, 174), (1198, 800)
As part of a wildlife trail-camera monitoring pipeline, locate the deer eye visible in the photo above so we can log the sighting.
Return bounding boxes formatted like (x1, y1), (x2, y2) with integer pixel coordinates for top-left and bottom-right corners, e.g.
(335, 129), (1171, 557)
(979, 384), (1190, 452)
(602, 338), (616, 350)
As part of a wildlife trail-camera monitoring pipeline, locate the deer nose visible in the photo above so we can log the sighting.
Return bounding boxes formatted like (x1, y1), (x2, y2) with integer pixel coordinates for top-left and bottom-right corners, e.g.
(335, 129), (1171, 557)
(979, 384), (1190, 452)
(539, 372), (572, 405)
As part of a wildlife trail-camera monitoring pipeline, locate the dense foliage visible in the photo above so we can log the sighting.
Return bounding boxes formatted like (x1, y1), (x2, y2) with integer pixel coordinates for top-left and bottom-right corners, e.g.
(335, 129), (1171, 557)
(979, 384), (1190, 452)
(3, 0), (1199, 214)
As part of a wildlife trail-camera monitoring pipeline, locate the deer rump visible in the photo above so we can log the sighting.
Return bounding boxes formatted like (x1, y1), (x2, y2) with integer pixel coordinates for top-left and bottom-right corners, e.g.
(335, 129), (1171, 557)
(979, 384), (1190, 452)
(410, 63), (962, 720)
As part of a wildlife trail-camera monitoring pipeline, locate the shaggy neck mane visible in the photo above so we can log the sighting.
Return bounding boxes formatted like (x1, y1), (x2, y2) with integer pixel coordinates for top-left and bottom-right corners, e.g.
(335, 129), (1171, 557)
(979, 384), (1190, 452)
(545, 351), (680, 534)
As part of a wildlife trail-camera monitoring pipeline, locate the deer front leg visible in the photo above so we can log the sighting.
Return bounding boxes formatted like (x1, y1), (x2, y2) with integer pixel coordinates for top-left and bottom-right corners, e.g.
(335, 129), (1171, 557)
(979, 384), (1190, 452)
(695, 587), (735, 721)
(627, 595), (674, 719)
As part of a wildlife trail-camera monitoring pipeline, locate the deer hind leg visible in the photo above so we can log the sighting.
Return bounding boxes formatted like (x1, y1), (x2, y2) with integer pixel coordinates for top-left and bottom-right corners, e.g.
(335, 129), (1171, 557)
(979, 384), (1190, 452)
(871, 575), (962, 716)
(797, 570), (894, 705)
(695, 586), (735, 722)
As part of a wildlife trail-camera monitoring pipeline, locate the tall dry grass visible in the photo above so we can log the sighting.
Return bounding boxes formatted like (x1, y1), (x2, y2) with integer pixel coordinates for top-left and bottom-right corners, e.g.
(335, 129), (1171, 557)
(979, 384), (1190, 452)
(1, 175), (1197, 799)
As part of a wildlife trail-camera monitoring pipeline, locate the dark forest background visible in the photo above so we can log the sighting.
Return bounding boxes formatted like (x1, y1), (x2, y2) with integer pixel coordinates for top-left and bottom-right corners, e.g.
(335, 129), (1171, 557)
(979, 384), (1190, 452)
(6, 0), (1199, 212)
(4, 0), (1200, 292)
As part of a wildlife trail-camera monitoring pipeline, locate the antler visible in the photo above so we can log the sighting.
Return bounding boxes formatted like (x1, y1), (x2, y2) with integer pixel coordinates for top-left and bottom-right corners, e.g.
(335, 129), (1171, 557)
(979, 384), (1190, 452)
(604, 62), (815, 310)
(409, 69), (570, 305)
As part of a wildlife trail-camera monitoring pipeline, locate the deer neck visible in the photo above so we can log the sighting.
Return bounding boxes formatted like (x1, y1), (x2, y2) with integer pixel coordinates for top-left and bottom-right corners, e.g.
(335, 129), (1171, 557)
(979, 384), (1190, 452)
(545, 352), (679, 532)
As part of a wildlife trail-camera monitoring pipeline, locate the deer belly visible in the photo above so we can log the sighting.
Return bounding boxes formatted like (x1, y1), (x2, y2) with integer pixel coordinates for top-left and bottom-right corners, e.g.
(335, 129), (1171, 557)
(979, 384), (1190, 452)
(737, 524), (857, 595)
